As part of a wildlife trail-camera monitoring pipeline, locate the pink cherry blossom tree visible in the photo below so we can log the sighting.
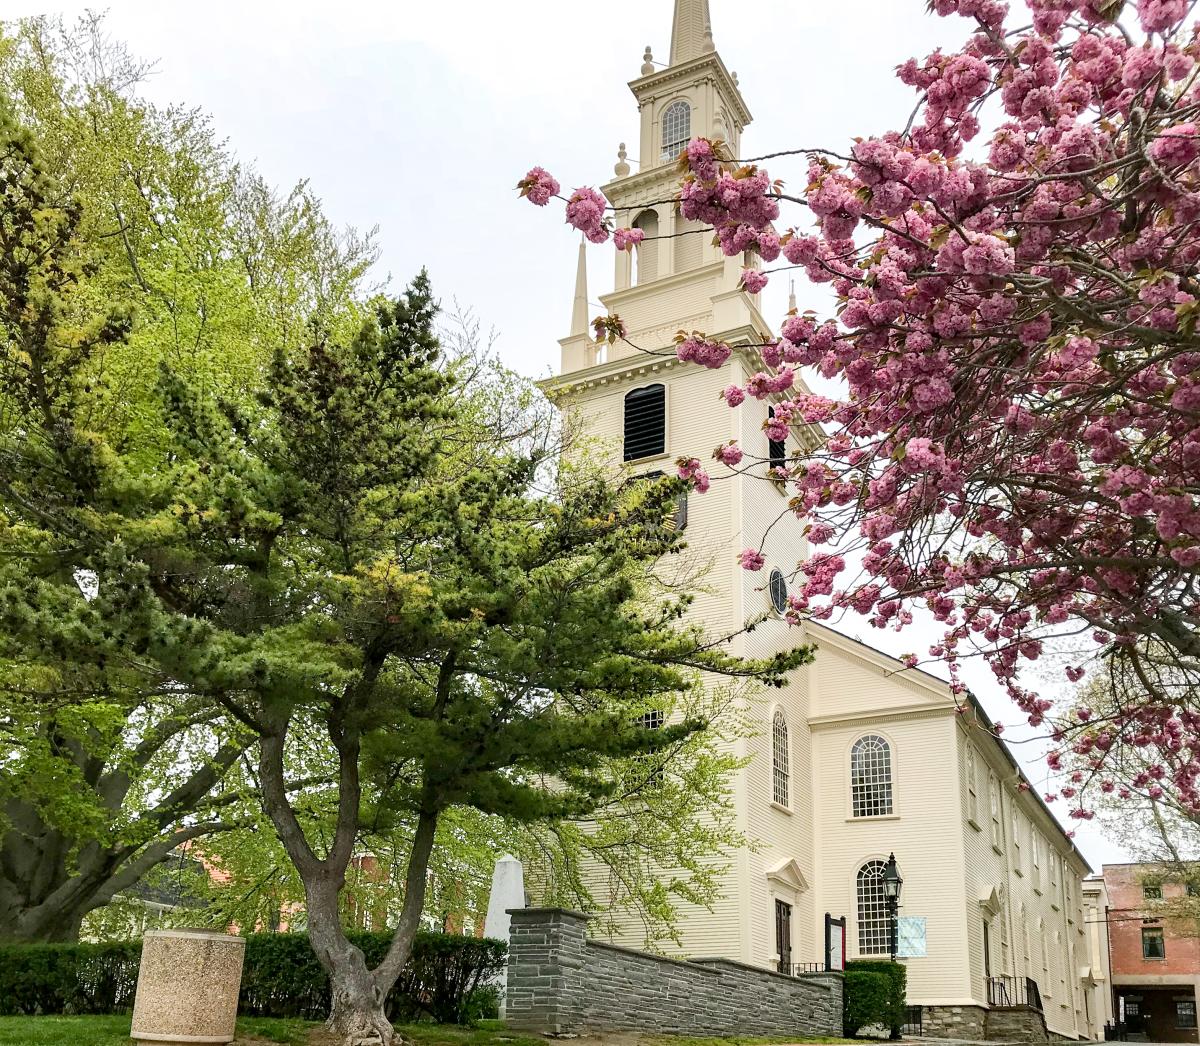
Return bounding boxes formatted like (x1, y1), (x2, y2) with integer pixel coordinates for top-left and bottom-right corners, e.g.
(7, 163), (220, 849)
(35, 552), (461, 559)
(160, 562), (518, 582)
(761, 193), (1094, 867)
(523, 0), (1200, 816)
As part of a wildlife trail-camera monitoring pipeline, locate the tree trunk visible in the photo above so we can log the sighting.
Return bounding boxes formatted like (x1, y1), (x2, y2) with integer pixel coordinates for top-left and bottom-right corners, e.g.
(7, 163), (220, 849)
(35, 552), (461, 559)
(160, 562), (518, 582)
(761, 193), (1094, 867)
(302, 869), (394, 1046)
(327, 958), (394, 1046)
(0, 900), (85, 944)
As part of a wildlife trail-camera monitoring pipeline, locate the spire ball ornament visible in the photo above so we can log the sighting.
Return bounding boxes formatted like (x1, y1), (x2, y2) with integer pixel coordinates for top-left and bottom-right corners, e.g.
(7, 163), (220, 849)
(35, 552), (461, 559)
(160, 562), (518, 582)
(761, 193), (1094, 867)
(641, 46), (655, 76)
(614, 142), (630, 177)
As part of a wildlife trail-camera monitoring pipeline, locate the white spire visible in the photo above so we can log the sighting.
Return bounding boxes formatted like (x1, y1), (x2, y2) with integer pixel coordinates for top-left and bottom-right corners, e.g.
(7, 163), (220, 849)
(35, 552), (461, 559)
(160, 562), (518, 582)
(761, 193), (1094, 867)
(669, 0), (714, 66)
(788, 279), (797, 313)
(569, 239), (589, 337)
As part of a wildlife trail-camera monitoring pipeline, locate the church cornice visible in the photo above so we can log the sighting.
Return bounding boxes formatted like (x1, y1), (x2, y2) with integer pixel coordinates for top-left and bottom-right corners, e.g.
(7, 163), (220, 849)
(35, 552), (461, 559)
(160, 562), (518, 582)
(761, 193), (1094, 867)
(538, 341), (763, 399)
(537, 353), (685, 399)
(602, 163), (686, 202)
(628, 51), (752, 128)
(601, 260), (725, 306)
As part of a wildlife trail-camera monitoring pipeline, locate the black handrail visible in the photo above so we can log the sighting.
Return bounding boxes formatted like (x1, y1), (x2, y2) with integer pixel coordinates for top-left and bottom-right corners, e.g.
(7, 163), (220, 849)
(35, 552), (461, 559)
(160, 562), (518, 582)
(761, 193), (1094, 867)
(988, 974), (1046, 1012)
(777, 960), (828, 975)
(987, 974), (1043, 1012)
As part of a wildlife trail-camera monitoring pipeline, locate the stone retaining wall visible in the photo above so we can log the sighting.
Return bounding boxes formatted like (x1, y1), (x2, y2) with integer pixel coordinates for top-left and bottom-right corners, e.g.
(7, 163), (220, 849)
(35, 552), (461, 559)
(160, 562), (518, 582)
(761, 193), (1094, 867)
(504, 907), (843, 1038)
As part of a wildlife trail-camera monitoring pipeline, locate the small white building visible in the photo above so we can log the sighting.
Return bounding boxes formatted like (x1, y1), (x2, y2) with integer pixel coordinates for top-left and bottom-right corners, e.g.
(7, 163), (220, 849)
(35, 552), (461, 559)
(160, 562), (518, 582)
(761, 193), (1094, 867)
(538, 1), (1099, 1039)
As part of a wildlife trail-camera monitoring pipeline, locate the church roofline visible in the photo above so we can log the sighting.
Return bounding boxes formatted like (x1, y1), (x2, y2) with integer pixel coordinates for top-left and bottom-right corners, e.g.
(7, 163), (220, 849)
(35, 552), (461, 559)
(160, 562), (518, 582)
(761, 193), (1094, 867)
(804, 618), (1094, 874)
(628, 51), (752, 129)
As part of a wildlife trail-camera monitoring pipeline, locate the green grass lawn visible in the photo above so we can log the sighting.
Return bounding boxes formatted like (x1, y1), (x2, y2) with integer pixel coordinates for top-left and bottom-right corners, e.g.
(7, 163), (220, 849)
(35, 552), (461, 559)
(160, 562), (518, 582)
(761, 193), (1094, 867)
(0, 1016), (555, 1046)
(0, 1016), (855, 1046)
(0, 1015), (317, 1045)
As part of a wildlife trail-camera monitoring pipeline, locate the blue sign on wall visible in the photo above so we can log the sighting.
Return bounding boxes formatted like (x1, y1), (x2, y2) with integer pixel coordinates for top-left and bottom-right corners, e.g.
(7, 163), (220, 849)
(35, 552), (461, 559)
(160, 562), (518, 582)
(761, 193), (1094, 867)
(897, 916), (927, 958)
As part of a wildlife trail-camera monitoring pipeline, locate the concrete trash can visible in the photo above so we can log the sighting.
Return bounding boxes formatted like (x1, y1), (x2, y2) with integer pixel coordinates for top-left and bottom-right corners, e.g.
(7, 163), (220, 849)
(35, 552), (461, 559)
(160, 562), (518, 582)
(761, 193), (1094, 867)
(130, 929), (246, 1045)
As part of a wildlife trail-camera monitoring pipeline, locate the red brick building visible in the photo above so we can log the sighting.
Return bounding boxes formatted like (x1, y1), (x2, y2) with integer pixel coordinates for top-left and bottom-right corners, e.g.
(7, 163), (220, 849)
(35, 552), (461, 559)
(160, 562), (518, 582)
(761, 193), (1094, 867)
(1102, 863), (1200, 1043)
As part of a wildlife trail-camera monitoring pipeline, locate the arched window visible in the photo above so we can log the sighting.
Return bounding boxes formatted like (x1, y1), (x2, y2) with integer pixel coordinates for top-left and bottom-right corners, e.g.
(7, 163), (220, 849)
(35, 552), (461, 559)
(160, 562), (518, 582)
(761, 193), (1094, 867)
(857, 860), (892, 955)
(673, 206), (702, 272)
(631, 209), (659, 284)
(623, 383), (666, 461)
(772, 709), (790, 807)
(850, 735), (893, 817)
(661, 100), (691, 162)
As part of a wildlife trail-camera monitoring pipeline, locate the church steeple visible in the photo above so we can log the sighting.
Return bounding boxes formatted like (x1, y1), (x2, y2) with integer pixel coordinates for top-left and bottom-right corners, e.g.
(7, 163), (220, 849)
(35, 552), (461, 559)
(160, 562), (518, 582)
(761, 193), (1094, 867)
(569, 239), (589, 338)
(669, 0), (715, 66)
(555, 0), (765, 375)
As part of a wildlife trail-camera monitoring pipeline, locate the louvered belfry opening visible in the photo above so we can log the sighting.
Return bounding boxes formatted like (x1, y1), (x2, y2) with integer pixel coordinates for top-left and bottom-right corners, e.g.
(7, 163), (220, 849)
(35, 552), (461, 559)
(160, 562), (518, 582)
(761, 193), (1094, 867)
(768, 405), (786, 472)
(624, 383), (666, 461)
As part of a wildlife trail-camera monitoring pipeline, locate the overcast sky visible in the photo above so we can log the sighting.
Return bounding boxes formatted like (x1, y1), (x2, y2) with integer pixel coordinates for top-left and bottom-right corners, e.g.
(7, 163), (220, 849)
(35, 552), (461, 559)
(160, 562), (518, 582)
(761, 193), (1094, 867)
(1, 0), (1129, 866)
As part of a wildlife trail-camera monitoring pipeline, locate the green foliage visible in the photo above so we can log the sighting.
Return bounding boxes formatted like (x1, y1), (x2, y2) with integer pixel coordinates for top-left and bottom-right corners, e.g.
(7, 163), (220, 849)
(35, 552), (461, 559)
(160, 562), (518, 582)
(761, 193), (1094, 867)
(0, 931), (503, 1023)
(0, 10), (375, 944)
(843, 961), (906, 1037)
(842, 970), (892, 1038)
(0, 941), (139, 1016)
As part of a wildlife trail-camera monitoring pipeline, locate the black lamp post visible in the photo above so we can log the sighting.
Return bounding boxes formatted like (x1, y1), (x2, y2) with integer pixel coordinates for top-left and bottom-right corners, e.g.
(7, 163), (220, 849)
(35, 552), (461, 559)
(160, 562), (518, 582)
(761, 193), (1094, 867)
(882, 852), (903, 962)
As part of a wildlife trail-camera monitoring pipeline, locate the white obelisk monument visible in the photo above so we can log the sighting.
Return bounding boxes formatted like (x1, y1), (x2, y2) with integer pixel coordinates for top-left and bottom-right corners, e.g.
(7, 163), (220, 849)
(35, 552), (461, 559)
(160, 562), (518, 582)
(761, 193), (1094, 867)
(483, 854), (525, 1017)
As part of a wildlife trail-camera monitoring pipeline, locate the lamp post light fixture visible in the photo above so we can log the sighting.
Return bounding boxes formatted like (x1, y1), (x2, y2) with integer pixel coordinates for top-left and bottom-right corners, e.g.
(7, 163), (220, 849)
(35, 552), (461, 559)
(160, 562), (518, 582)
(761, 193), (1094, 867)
(882, 853), (903, 962)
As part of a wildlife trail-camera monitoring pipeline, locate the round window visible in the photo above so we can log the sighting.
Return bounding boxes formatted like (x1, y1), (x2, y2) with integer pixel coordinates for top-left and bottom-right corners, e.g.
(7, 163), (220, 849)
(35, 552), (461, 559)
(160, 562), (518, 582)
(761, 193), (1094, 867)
(768, 568), (788, 614)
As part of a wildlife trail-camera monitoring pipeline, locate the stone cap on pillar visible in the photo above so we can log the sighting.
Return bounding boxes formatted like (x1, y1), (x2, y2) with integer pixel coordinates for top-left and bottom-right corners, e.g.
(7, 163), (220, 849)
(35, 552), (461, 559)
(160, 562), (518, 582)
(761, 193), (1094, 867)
(506, 906), (591, 918)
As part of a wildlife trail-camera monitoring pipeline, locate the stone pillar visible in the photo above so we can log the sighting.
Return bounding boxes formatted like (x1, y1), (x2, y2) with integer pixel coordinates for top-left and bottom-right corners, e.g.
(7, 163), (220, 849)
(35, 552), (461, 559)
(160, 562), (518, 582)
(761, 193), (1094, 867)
(503, 907), (589, 1034)
(130, 929), (246, 1045)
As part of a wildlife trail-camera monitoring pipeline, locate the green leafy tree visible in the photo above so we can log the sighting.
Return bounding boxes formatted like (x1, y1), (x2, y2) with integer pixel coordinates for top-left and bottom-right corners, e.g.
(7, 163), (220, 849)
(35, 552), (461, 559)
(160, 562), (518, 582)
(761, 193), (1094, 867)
(0, 12), (374, 943)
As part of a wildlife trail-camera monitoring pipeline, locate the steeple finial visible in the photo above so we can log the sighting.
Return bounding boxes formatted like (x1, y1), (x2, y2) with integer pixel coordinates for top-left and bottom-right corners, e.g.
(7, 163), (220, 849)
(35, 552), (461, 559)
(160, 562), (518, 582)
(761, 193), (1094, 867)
(569, 238), (589, 338)
(614, 142), (631, 178)
(669, 0), (714, 66)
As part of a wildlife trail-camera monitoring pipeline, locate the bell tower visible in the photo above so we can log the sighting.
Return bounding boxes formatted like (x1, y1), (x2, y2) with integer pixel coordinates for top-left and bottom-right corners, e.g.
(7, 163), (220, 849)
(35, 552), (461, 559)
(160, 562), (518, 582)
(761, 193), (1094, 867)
(541, 0), (817, 969)
(557, 0), (771, 376)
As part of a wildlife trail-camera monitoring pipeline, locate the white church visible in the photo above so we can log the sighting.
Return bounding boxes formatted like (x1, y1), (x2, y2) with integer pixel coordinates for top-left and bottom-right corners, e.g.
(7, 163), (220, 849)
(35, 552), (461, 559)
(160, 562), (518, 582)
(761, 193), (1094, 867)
(537, 1), (1105, 1040)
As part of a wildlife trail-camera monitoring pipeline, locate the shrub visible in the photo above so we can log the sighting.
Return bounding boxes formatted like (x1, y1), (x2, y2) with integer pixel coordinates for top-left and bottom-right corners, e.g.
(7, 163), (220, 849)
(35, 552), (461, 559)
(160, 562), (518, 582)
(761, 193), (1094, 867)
(392, 932), (507, 1025)
(0, 941), (140, 1016)
(843, 960), (906, 1037)
(0, 930), (505, 1024)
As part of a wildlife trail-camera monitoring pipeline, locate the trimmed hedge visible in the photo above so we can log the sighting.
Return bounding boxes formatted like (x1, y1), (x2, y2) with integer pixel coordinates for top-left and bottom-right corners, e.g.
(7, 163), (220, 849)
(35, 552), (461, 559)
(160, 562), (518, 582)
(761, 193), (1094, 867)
(843, 959), (906, 1037)
(0, 941), (140, 1016)
(0, 930), (505, 1024)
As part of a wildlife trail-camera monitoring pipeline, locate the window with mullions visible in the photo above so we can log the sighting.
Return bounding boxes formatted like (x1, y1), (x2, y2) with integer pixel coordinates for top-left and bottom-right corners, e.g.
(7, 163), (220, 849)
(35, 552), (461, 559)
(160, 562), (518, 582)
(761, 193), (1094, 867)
(1143, 925), (1166, 959)
(661, 100), (691, 162)
(624, 384), (666, 461)
(857, 859), (893, 955)
(851, 735), (893, 817)
(637, 709), (665, 787)
(1144, 884), (1163, 900)
(1178, 1000), (1197, 1029)
(772, 709), (790, 808)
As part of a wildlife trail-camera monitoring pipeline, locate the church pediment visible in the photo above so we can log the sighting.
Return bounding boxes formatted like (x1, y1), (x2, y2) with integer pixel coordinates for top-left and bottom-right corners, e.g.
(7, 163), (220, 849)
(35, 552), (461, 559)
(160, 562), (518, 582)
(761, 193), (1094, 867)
(978, 886), (1002, 916)
(766, 858), (809, 893)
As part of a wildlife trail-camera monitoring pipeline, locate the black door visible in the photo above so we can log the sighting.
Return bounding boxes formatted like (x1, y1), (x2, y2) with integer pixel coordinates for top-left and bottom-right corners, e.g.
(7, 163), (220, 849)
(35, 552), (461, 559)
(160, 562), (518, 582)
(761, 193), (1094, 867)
(776, 899), (793, 973)
(983, 920), (992, 978)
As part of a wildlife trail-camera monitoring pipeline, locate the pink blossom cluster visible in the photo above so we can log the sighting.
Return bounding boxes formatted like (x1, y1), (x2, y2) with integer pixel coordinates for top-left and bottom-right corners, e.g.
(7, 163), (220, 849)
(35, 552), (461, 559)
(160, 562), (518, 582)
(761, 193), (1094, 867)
(614, 227), (645, 252)
(565, 186), (611, 244)
(517, 166), (560, 206)
(713, 442), (744, 467)
(676, 457), (711, 494)
(675, 333), (733, 369)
